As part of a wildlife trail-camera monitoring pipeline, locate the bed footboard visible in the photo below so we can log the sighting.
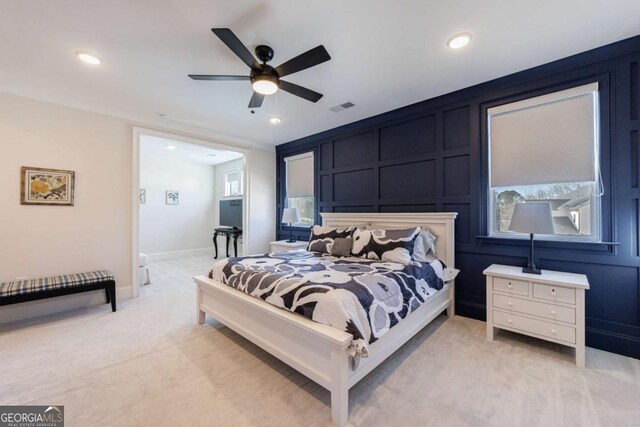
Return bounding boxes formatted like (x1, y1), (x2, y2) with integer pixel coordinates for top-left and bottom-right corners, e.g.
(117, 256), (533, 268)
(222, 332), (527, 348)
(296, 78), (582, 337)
(195, 275), (352, 426)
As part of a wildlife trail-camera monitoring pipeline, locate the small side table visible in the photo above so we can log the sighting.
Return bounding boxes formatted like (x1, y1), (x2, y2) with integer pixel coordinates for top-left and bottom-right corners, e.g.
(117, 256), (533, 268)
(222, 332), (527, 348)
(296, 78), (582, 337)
(270, 240), (308, 253)
(213, 227), (242, 258)
(483, 264), (590, 367)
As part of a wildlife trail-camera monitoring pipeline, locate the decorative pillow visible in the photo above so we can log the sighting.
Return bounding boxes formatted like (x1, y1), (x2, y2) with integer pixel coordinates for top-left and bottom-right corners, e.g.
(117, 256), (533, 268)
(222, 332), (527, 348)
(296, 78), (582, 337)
(366, 224), (437, 261)
(330, 237), (353, 257)
(307, 226), (354, 254)
(412, 228), (438, 262)
(351, 227), (421, 263)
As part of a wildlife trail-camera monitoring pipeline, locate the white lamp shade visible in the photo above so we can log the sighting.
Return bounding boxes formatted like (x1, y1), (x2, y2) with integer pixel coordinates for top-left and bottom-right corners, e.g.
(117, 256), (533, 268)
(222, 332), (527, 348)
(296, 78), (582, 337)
(509, 203), (555, 235)
(281, 208), (300, 224)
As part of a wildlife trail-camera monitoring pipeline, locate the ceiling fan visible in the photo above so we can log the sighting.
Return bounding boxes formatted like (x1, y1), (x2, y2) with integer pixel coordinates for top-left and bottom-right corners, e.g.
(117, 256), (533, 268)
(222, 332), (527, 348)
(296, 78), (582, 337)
(189, 28), (331, 109)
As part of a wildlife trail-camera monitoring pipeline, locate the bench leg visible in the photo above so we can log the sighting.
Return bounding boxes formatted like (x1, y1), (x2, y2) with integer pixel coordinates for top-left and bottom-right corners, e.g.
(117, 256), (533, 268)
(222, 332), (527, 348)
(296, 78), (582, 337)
(107, 281), (116, 312)
(105, 287), (111, 304)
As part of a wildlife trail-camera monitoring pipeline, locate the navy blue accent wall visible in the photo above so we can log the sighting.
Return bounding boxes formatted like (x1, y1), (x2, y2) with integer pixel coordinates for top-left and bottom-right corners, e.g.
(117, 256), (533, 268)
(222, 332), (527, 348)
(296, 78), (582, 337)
(276, 36), (640, 359)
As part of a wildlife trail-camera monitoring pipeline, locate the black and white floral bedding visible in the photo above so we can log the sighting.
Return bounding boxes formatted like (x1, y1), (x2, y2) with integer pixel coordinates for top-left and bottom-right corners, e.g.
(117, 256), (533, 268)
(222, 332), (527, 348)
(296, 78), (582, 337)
(208, 250), (449, 358)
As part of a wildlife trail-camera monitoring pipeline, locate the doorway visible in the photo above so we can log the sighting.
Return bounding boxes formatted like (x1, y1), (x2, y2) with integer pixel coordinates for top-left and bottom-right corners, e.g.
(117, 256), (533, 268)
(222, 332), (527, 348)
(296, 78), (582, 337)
(131, 128), (249, 298)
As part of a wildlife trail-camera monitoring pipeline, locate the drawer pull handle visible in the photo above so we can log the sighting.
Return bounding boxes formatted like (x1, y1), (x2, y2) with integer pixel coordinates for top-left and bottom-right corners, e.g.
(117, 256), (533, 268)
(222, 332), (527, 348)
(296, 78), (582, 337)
(507, 282), (512, 288)
(551, 329), (557, 335)
(551, 289), (556, 296)
(507, 319), (513, 324)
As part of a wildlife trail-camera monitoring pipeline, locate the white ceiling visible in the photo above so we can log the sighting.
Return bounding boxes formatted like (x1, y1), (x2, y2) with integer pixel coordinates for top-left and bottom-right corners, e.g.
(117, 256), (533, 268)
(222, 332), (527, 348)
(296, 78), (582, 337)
(140, 135), (243, 165)
(1, 1), (639, 148)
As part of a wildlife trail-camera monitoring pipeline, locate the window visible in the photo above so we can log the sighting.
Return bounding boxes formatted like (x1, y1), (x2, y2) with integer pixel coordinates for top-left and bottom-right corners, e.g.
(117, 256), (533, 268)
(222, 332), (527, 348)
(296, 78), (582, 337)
(285, 152), (314, 227)
(224, 169), (242, 197)
(488, 83), (601, 242)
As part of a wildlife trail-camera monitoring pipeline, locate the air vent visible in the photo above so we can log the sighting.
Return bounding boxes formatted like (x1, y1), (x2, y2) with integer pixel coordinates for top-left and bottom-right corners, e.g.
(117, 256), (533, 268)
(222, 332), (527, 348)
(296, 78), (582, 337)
(329, 102), (356, 112)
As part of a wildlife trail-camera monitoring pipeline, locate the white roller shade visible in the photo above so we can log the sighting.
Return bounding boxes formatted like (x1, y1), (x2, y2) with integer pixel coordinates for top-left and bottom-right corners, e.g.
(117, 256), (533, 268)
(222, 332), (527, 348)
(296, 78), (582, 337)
(285, 152), (314, 198)
(489, 83), (598, 187)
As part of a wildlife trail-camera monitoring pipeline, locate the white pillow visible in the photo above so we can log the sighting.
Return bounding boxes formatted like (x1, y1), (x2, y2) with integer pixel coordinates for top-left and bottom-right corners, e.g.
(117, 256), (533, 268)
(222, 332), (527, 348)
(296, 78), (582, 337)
(412, 229), (437, 262)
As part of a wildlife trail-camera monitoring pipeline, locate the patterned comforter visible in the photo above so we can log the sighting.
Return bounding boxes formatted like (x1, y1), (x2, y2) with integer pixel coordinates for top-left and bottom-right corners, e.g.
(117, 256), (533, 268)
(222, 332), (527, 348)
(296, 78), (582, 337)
(209, 250), (448, 358)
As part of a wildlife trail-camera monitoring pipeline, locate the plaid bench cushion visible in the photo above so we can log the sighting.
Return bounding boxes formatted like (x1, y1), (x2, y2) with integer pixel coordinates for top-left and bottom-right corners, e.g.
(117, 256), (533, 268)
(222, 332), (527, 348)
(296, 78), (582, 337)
(0, 270), (114, 298)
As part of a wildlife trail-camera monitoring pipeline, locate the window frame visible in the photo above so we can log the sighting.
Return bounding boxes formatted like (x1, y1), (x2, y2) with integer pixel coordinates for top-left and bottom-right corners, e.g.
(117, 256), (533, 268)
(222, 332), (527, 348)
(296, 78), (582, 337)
(224, 168), (243, 197)
(486, 83), (603, 243)
(487, 184), (602, 243)
(284, 151), (315, 229)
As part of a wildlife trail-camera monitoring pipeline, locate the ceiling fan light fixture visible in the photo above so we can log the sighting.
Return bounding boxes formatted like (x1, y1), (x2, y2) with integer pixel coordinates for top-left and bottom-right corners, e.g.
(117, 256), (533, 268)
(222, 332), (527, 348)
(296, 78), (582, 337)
(251, 74), (279, 95)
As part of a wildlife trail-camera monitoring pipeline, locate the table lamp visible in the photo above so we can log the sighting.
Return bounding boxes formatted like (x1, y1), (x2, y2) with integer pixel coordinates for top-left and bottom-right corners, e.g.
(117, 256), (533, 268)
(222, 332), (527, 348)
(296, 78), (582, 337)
(508, 202), (555, 274)
(282, 208), (300, 243)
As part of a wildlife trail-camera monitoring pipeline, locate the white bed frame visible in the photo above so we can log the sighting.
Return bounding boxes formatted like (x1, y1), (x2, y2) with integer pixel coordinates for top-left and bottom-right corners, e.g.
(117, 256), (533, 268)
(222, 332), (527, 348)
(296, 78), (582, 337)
(193, 212), (457, 426)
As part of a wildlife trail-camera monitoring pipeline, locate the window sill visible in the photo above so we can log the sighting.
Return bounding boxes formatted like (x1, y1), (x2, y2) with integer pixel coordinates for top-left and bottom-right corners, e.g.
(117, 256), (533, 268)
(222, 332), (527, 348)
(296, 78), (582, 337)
(476, 235), (619, 252)
(281, 225), (312, 231)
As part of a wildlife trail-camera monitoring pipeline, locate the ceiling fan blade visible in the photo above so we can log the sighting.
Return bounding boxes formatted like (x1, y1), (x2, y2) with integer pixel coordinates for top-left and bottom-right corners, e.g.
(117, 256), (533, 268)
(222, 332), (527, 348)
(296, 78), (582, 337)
(189, 75), (249, 81)
(279, 80), (323, 103)
(274, 45), (331, 78)
(248, 92), (265, 108)
(211, 28), (261, 70)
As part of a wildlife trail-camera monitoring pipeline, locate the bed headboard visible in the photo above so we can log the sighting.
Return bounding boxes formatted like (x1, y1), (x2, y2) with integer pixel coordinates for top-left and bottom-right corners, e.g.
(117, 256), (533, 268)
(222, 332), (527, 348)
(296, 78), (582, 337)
(320, 212), (457, 268)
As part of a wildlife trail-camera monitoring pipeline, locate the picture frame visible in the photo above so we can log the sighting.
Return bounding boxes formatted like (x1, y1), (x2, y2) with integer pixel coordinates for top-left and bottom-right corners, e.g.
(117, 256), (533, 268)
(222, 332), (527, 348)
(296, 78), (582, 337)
(166, 190), (179, 205)
(139, 188), (146, 204)
(21, 166), (75, 206)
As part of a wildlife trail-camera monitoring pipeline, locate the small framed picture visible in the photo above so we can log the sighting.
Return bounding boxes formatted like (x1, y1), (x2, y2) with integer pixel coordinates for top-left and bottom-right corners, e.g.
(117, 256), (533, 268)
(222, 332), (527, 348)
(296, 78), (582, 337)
(139, 188), (146, 204)
(21, 166), (75, 206)
(166, 190), (179, 205)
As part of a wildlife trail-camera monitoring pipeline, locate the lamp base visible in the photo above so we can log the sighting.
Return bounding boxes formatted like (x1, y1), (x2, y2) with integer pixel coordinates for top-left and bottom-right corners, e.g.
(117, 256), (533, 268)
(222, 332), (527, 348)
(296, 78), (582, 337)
(522, 266), (542, 275)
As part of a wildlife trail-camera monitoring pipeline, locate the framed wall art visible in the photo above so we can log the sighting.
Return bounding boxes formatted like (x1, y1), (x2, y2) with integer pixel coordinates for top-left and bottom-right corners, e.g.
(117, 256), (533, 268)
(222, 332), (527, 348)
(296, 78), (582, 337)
(21, 166), (75, 206)
(166, 190), (179, 205)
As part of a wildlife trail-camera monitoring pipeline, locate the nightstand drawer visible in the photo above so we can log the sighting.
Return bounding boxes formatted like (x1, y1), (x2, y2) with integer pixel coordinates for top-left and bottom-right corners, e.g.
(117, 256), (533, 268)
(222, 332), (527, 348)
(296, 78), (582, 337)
(271, 245), (304, 252)
(533, 283), (576, 305)
(493, 294), (576, 324)
(492, 277), (528, 296)
(493, 310), (576, 344)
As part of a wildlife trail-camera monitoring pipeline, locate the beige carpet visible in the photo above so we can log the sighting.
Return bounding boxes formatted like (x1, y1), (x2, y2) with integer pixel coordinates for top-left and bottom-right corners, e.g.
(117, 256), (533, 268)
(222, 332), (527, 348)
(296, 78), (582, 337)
(1, 255), (639, 427)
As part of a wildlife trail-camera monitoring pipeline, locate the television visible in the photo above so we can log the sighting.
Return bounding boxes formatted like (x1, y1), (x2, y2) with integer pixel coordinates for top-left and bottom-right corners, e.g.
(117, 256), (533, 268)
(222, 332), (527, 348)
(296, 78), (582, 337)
(220, 199), (242, 229)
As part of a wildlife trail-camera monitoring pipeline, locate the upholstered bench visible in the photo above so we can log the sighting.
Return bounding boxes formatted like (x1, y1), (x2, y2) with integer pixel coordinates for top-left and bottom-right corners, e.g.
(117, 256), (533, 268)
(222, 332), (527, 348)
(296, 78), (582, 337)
(0, 270), (116, 312)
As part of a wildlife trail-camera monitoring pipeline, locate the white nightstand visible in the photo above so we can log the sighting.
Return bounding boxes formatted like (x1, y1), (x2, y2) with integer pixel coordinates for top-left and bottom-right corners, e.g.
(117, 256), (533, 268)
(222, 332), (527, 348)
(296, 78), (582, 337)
(270, 240), (308, 252)
(483, 264), (590, 367)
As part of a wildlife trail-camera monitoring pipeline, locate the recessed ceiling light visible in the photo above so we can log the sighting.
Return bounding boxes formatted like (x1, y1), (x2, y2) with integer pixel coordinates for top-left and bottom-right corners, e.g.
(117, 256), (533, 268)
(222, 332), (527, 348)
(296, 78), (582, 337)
(447, 33), (472, 49)
(208, 153), (217, 157)
(269, 117), (281, 125)
(75, 51), (102, 65)
(165, 145), (176, 150)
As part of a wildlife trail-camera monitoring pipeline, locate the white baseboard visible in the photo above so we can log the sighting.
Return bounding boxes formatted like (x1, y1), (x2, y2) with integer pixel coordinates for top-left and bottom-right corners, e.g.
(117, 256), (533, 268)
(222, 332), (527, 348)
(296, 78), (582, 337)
(145, 247), (217, 261)
(0, 286), (133, 325)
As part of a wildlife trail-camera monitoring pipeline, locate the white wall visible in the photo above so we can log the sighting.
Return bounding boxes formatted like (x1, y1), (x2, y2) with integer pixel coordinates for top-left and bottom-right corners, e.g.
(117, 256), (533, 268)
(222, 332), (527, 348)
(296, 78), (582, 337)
(0, 93), (132, 321)
(139, 138), (216, 255)
(246, 149), (277, 255)
(0, 92), (276, 322)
